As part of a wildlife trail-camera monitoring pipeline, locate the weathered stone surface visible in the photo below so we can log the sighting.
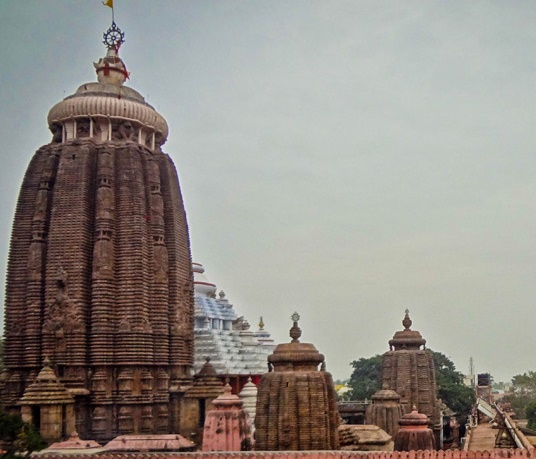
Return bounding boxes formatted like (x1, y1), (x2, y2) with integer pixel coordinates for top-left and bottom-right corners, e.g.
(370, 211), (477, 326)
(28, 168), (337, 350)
(0, 30), (193, 442)
(394, 407), (436, 451)
(255, 314), (339, 451)
(381, 311), (440, 443)
(366, 386), (405, 438)
(339, 424), (394, 451)
(202, 383), (252, 451)
(103, 434), (195, 452)
(181, 359), (225, 448)
(34, 449), (536, 459)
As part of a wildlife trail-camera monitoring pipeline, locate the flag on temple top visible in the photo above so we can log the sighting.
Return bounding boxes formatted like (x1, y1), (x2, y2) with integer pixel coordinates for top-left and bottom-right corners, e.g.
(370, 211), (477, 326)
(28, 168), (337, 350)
(103, 0), (113, 8)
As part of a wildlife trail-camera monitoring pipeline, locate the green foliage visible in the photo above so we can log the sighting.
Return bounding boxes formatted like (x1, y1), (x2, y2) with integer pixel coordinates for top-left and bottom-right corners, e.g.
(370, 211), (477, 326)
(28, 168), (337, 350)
(506, 371), (536, 419)
(347, 350), (475, 421)
(431, 350), (475, 421)
(526, 400), (536, 430)
(0, 410), (46, 457)
(348, 354), (382, 401)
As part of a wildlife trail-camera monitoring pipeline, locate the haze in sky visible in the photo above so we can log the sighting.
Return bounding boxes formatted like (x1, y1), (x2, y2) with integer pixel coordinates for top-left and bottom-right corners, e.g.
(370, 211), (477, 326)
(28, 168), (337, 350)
(1, 1), (535, 383)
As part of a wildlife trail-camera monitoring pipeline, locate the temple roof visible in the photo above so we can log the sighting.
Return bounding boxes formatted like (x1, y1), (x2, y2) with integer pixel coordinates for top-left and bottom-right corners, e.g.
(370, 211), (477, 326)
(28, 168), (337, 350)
(18, 359), (74, 405)
(193, 263), (274, 375)
(47, 20), (168, 142)
(388, 310), (427, 351)
(211, 383), (244, 410)
(268, 312), (326, 370)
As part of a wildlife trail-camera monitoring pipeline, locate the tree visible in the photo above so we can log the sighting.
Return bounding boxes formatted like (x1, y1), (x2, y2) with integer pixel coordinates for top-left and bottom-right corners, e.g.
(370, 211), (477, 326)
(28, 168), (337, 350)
(348, 354), (382, 401)
(0, 410), (46, 457)
(432, 350), (475, 420)
(505, 371), (536, 419)
(526, 400), (536, 430)
(347, 350), (475, 421)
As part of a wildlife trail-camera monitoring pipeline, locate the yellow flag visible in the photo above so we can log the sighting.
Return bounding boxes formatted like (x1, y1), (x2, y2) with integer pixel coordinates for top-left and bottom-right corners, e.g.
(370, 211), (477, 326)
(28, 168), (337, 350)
(103, 0), (113, 8)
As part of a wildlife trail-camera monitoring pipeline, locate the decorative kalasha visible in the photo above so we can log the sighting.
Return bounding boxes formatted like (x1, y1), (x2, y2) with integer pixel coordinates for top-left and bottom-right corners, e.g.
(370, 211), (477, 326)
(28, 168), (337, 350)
(255, 313), (339, 451)
(381, 310), (441, 444)
(394, 406), (436, 451)
(0, 22), (193, 442)
(202, 382), (252, 451)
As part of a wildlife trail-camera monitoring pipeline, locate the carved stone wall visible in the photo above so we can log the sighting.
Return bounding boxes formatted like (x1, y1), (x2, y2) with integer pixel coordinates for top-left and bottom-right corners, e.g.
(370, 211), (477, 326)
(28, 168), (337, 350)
(254, 316), (339, 451)
(1, 136), (193, 441)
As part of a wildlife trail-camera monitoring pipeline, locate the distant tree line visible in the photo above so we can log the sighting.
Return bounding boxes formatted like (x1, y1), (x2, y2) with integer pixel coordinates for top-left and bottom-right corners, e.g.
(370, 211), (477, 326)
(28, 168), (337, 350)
(504, 371), (536, 427)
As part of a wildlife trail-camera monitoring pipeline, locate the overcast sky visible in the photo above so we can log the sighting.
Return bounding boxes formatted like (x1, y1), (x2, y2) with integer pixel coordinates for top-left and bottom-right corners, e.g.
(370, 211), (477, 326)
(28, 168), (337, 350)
(1, 1), (535, 383)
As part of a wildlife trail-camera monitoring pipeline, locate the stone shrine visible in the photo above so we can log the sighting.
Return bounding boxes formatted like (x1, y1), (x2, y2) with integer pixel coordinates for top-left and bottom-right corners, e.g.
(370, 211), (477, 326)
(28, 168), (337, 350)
(0, 20), (193, 441)
(394, 406), (436, 451)
(366, 385), (404, 438)
(202, 383), (252, 451)
(192, 263), (274, 393)
(381, 311), (441, 444)
(254, 313), (339, 451)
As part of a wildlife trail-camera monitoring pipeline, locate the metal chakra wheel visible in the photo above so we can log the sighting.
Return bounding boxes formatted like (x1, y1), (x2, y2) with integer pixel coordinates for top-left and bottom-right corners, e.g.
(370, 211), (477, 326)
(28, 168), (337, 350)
(103, 21), (125, 49)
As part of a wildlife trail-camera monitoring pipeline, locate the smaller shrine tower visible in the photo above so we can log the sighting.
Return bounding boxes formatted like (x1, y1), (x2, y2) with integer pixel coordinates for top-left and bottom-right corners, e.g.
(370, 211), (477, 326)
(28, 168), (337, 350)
(381, 310), (441, 445)
(255, 313), (339, 451)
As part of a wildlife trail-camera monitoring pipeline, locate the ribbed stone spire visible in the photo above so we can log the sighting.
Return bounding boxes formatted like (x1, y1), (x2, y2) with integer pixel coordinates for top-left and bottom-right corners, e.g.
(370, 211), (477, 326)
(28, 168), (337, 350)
(381, 311), (441, 447)
(1, 20), (193, 442)
(255, 315), (339, 450)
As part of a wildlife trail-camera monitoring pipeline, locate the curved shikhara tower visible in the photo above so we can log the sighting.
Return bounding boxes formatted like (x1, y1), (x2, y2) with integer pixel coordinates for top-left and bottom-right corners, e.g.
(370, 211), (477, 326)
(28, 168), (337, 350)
(254, 313), (339, 451)
(0, 22), (193, 441)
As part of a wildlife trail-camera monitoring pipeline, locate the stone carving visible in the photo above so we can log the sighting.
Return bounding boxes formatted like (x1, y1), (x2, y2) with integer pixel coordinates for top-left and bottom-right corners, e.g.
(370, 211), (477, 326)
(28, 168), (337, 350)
(43, 267), (83, 337)
(113, 120), (137, 141)
(2, 23), (192, 443)
(255, 315), (339, 450)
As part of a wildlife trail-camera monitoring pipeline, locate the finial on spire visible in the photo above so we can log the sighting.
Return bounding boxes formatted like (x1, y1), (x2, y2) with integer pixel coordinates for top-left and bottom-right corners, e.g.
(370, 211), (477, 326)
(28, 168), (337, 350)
(259, 316), (265, 330)
(402, 309), (412, 330)
(103, 21), (125, 51)
(290, 311), (302, 342)
(95, 18), (129, 85)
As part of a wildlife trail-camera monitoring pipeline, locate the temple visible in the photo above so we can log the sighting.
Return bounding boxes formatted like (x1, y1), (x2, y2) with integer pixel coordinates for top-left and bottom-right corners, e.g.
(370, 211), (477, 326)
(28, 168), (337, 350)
(193, 262), (275, 392)
(381, 311), (441, 443)
(0, 20), (193, 441)
(254, 313), (340, 451)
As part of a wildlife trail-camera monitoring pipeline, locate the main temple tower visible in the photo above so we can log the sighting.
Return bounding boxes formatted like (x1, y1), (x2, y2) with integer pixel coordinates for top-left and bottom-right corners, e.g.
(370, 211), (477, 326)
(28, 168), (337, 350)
(0, 21), (193, 441)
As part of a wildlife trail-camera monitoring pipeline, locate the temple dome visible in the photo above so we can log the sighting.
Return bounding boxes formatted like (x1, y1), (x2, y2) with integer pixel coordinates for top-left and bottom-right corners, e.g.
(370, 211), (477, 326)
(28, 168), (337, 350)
(388, 309), (426, 351)
(193, 263), (217, 297)
(47, 30), (168, 146)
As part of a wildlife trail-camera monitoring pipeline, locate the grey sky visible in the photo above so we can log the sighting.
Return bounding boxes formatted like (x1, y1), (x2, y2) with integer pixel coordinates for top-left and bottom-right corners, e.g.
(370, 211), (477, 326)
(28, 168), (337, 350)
(1, 1), (535, 383)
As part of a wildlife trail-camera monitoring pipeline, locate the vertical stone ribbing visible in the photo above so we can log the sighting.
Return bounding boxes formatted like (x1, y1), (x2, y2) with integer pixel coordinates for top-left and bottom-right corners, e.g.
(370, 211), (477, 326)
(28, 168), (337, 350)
(90, 146), (116, 366)
(158, 153), (193, 384)
(2, 61), (193, 441)
(255, 320), (339, 451)
(23, 150), (59, 370)
(147, 155), (169, 366)
(381, 312), (441, 446)
(2, 149), (52, 406)
(113, 145), (153, 365)
(42, 142), (96, 380)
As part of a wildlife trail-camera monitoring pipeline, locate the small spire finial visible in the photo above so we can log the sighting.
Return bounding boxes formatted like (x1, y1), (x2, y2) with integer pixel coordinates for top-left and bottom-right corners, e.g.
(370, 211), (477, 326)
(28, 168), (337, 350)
(290, 311), (302, 342)
(402, 309), (412, 330)
(259, 316), (265, 330)
(103, 21), (125, 51)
